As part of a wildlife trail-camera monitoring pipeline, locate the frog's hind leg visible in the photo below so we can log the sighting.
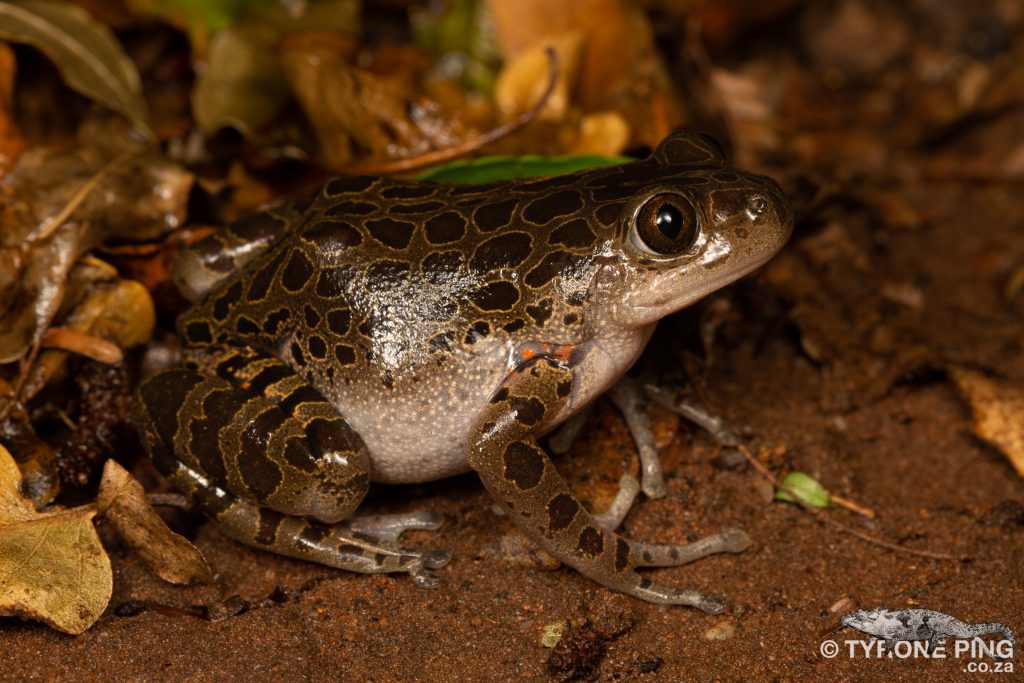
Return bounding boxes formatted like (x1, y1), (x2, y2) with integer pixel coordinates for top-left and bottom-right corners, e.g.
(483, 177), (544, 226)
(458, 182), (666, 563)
(468, 360), (749, 612)
(169, 461), (449, 587)
(132, 351), (448, 585)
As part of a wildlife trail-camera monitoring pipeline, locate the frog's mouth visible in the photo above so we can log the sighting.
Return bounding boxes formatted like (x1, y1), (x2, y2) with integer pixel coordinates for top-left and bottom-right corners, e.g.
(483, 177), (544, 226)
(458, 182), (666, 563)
(614, 244), (780, 328)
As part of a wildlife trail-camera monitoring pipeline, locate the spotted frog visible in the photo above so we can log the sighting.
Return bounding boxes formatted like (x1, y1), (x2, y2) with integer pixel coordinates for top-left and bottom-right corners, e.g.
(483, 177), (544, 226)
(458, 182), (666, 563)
(133, 132), (793, 611)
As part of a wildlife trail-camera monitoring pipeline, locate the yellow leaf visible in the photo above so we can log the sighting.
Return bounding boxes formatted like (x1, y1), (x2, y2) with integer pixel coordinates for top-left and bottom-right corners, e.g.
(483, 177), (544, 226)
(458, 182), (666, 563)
(0, 445), (112, 635)
(950, 368), (1024, 477)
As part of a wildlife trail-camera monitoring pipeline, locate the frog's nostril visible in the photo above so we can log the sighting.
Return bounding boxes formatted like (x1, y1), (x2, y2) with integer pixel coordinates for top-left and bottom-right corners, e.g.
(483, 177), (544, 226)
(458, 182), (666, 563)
(745, 195), (768, 220)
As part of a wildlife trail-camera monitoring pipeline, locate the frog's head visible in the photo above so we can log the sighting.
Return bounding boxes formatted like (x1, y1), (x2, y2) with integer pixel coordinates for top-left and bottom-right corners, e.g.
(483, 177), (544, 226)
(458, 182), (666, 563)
(591, 131), (793, 330)
(841, 607), (892, 635)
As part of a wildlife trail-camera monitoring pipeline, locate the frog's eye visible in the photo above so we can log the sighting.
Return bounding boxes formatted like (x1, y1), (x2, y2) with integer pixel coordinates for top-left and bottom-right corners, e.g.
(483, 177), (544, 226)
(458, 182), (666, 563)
(633, 193), (699, 255)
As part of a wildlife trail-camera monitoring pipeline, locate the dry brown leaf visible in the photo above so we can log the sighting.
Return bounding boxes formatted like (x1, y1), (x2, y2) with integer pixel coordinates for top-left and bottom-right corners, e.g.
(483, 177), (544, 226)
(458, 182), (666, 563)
(950, 368), (1024, 477)
(22, 274), (155, 401)
(280, 32), (461, 169)
(0, 145), (190, 364)
(487, 0), (681, 147)
(96, 460), (211, 585)
(494, 32), (583, 122)
(0, 444), (112, 634)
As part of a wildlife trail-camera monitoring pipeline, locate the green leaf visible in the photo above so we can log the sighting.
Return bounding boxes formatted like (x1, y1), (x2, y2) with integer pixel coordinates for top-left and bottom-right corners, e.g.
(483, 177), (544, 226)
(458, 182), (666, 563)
(775, 471), (831, 508)
(0, 0), (153, 141)
(417, 154), (633, 184)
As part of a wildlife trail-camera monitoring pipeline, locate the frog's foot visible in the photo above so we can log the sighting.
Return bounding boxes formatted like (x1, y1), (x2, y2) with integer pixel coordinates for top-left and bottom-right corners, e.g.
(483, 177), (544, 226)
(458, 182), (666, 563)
(171, 460), (449, 586)
(346, 511), (446, 543)
(469, 359), (749, 611)
(644, 383), (741, 447)
(608, 378), (666, 499)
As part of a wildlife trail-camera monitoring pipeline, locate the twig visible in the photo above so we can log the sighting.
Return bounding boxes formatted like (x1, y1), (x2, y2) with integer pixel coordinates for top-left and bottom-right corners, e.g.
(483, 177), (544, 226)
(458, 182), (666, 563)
(27, 154), (128, 243)
(338, 47), (561, 176)
(737, 444), (968, 561)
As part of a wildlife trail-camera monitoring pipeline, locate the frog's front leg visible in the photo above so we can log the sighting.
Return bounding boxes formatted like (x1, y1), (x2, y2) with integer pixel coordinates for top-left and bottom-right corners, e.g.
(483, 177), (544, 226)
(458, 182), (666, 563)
(132, 348), (448, 586)
(467, 359), (749, 612)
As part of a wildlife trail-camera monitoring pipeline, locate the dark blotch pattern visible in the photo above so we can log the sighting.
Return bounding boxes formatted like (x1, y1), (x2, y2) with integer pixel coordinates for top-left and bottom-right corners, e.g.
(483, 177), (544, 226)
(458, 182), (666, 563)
(213, 281), (243, 321)
(326, 309), (351, 335)
(421, 251), (465, 281)
(471, 232), (532, 273)
(303, 305), (321, 328)
(302, 220), (362, 252)
(334, 344), (356, 365)
(548, 218), (596, 248)
(547, 494), (579, 532)
(315, 267), (355, 298)
(254, 508), (285, 546)
(463, 321), (490, 345)
(468, 281), (520, 311)
(577, 526), (604, 557)
(510, 396), (544, 426)
(472, 199), (517, 232)
(325, 201), (377, 216)
(503, 442), (544, 490)
(307, 335), (327, 359)
(390, 200), (446, 215)
(237, 409), (287, 498)
(325, 175), (376, 195)
(247, 251), (286, 301)
(522, 190), (584, 224)
(380, 184), (438, 200)
(525, 298), (553, 327)
(262, 308), (291, 336)
(185, 321), (213, 344)
(365, 218), (416, 250)
(236, 316), (260, 335)
(424, 211), (467, 244)
(614, 538), (630, 572)
(556, 379), (573, 398)
(525, 251), (580, 288)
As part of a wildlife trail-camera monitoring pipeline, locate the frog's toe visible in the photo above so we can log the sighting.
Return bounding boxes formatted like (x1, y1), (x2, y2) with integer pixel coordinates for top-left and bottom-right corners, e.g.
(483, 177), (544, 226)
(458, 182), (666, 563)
(411, 568), (441, 588)
(347, 511), (446, 542)
(629, 578), (728, 613)
(421, 548), (452, 569)
(719, 528), (752, 553)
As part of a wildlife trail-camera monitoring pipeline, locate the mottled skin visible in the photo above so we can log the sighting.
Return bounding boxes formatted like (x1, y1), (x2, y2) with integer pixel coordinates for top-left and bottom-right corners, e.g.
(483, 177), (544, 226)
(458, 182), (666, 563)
(842, 608), (1015, 658)
(133, 132), (793, 608)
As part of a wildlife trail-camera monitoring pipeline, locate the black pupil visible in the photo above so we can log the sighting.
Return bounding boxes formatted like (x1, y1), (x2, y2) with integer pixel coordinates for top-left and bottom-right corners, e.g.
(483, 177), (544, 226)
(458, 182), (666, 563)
(655, 204), (683, 240)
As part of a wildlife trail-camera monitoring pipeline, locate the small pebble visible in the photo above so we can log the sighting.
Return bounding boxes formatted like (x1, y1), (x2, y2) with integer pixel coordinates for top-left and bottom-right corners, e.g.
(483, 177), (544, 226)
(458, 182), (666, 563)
(704, 619), (736, 640)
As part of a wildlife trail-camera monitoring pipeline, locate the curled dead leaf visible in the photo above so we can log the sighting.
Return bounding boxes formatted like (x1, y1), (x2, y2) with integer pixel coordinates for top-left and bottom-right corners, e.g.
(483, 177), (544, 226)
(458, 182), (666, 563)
(97, 460), (211, 585)
(495, 32), (583, 122)
(0, 444), (111, 634)
(950, 367), (1024, 477)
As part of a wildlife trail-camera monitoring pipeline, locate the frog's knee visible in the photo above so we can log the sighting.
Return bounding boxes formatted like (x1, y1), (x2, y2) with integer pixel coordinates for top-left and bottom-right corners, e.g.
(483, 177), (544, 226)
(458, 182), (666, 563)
(250, 413), (371, 523)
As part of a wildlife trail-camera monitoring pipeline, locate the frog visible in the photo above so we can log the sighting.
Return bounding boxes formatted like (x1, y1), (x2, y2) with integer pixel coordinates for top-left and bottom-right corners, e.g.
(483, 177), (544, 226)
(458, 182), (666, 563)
(132, 131), (793, 612)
